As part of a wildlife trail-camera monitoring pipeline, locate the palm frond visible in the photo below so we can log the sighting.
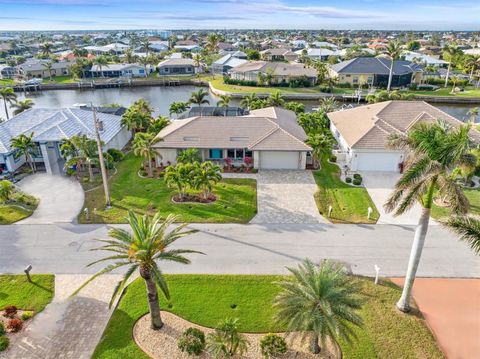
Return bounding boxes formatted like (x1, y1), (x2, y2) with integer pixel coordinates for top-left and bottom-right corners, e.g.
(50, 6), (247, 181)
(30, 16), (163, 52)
(441, 215), (480, 254)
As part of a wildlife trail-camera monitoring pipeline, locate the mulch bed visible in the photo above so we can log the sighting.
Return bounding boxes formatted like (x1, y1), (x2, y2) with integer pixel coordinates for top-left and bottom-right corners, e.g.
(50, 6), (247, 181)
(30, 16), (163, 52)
(171, 194), (217, 204)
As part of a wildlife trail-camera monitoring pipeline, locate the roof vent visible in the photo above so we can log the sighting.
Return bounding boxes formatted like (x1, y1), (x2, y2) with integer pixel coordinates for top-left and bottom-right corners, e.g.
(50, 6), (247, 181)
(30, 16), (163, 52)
(97, 120), (104, 132)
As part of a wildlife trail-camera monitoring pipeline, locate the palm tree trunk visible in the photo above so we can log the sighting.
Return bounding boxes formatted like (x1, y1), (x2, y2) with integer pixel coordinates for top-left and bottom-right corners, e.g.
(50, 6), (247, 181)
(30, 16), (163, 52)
(396, 206), (431, 312)
(88, 163), (94, 182)
(3, 100), (9, 120)
(445, 62), (451, 88)
(144, 277), (163, 329)
(148, 157), (153, 177)
(29, 154), (36, 173)
(310, 333), (321, 354)
(387, 62), (394, 92)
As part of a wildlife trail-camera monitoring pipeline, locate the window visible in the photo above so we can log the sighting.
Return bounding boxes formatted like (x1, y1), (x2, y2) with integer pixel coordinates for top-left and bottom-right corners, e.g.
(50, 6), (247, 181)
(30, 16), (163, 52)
(209, 149), (223, 159)
(352, 76), (358, 84)
(227, 149), (235, 158)
(164, 67), (169, 73)
(367, 76), (373, 84)
(187, 67), (192, 72)
(235, 149), (244, 159)
(245, 150), (252, 158)
(226, 149), (246, 159)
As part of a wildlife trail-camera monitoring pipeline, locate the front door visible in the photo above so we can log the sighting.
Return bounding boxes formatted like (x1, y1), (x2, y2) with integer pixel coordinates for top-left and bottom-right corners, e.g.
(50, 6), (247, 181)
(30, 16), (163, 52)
(209, 149), (223, 159)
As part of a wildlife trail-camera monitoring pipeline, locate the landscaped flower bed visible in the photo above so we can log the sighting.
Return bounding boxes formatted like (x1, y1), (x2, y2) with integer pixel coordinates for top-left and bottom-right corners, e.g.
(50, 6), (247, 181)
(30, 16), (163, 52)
(172, 193), (217, 204)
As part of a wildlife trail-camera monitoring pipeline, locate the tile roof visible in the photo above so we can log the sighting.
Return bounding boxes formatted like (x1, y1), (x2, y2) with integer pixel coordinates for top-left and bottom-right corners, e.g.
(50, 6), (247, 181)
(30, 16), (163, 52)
(330, 57), (422, 76)
(328, 100), (480, 150)
(229, 61), (316, 77)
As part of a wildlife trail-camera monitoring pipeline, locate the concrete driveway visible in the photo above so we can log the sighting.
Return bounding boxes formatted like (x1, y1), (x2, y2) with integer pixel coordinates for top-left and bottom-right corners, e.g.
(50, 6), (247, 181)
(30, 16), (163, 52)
(360, 171), (429, 225)
(16, 173), (84, 224)
(249, 170), (326, 224)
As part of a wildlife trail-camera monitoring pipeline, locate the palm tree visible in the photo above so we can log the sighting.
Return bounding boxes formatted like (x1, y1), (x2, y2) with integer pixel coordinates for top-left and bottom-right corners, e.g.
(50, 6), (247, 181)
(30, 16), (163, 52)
(169, 101), (189, 118)
(0, 87), (17, 120)
(40, 42), (53, 57)
(442, 215), (480, 254)
(12, 99), (34, 115)
(385, 121), (474, 312)
(193, 161), (222, 199)
(72, 211), (201, 329)
(133, 132), (158, 177)
(205, 33), (220, 54)
(189, 89), (210, 115)
(384, 41), (403, 92)
(94, 56), (109, 78)
(138, 56), (150, 78)
(443, 44), (461, 88)
(206, 318), (249, 357)
(216, 94), (231, 116)
(239, 93), (258, 111)
(141, 38), (151, 56)
(0, 180), (14, 202)
(274, 259), (363, 354)
(122, 99), (153, 133)
(267, 91), (284, 107)
(65, 135), (99, 182)
(42, 61), (54, 81)
(10, 132), (37, 173)
(318, 97), (338, 113)
(307, 133), (333, 169)
(124, 48), (137, 64)
(467, 107), (478, 124)
(463, 56), (480, 82)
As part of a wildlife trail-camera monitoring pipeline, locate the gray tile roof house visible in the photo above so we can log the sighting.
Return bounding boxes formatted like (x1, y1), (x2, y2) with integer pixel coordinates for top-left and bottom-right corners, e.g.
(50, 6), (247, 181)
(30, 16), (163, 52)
(0, 108), (131, 175)
(157, 58), (196, 75)
(327, 100), (479, 172)
(153, 107), (312, 170)
(329, 57), (423, 88)
(211, 54), (248, 74)
(17, 60), (75, 78)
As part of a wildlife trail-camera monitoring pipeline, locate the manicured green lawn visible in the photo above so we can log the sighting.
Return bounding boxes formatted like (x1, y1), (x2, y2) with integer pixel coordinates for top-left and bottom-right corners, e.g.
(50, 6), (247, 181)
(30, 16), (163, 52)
(210, 77), (325, 94)
(79, 153), (257, 223)
(313, 160), (379, 224)
(0, 191), (38, 224)
(43, 75), (76, 84)
(431, 187), (480, 219)
(0, 79), (15, 86)
(409, 86), (480, 98)
(0, 275), (54, 312)
(92, 275), (443, 359)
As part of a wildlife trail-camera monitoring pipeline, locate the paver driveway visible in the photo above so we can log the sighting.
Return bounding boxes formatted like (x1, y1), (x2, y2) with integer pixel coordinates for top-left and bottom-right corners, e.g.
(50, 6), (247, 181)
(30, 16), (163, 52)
(16, 173), (84, 224)
(249, 170), (326, 224)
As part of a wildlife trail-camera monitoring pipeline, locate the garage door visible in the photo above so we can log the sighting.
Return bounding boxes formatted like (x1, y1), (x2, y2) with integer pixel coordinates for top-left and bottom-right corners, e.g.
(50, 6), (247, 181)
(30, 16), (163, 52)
(260, 151), (299, 169)
(355, 152), (400, 172)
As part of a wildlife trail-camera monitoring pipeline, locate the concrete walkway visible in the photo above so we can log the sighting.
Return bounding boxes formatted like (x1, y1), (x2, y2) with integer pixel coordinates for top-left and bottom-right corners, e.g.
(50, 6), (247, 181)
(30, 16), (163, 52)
(0, 274), (121, 359)
(16, 173), (84, 224)
(391, 278), (480, 359)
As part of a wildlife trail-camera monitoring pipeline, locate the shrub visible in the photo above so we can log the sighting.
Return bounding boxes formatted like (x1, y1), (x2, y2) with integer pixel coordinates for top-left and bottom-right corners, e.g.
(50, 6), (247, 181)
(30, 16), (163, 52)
(260, 333), (287, 358)
(0, 336), (9, 352)
(408, 83), (418, 90)
(353, 178), (362, 186)
(107, 148), (125, 162)
(206, 318), (249, 358)
(345, 177), (352, 183)
(3, 305), (17, 318)
(178, 327), (206, 356)
(21, 311), (34, 321)
(353, 173), (362, 180)
(7, 318), (23, 332)
(0, 323), (4, 336)
(251, 168), (258, 173)
(329, 155), (337, 163)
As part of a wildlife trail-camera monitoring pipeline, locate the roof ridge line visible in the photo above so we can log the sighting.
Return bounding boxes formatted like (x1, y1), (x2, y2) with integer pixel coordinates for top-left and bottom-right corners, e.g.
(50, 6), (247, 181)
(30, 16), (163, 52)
(247, 119), (279, 148)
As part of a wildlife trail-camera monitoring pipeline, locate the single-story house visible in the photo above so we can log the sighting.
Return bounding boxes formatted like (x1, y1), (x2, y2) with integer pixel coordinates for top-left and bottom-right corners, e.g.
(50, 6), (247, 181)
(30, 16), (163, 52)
(329, 57), (423, 88)
(153, 106), (312, 170)
(260, 48), (298, 62)
(0, 108), (131, 175)
(0, 65), (15, 79)
(84, 42), (130, 55)
(228, 61), (317, 85)
(403, 51), (447, 68)
(211, 54), (248, 74)
(174, 44), (202, 52)
(157, 58), (197, 75)
(88, 63), (147, 78)
(295, 48), (342, 61)
(17, 60), (74, 79)
(328, 100), (479, 172)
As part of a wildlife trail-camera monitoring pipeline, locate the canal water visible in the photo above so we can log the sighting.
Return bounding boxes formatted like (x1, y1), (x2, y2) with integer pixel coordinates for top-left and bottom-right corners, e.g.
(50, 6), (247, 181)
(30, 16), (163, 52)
(2, 86), (479, 122)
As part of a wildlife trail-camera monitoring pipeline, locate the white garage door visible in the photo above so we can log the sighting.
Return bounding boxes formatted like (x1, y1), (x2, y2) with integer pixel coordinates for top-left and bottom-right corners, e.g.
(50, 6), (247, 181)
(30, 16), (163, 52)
(355, 152), (401, 172)
(260, 151), (299, 169)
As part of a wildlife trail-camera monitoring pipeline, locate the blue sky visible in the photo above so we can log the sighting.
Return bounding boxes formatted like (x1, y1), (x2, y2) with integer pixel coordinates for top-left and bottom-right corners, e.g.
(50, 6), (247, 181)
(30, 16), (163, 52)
(0, 0), (479, 31)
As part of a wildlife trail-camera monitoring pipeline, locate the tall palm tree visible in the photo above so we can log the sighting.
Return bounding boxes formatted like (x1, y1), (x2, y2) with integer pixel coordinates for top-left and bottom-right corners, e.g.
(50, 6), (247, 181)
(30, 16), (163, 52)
(42, 61), (54, 81)
(206, 33), (220, 54)
(463, 55), (480, 82)
(240, 93), (257, 111)
(267, 91), (284, 107)
(133, 132), (158, 177)
(124, 48), (137, 64)
(12, 99), (34, 115)
(443, 44), (461, 88)
(189, 89), (210, 115)
(141, 39), (151, 56)
(385, 121), (474, 312)
(169, 101), (189, 118)
(0, 87), (17, 120)
(274, 259), (363, 354)
(384, 41), (403, 92)
(442, 215), (480, 254)
(94, 56), (109, 78)
(216, 94), (231, 116)
(138, 56), (150, 78)
(10, 132), (37, 173)
(72, 211), (202, 329)
(40, 42), (53, 57)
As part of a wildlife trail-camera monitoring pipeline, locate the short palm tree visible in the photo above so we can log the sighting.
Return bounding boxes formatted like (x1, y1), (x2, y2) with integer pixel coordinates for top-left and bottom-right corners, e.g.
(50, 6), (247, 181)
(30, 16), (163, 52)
(385, 120), (474, 312)
(384, 41), (403, 92)
(307, 133), (333, 169)
(274, 259), (363, 354)
(10, 132), (36, 172)
(0, 87), (17, 120)
(124, 48), (137, 64)
(442, 215), (480, 255)
(267, 91), (284, 107)
(189, 89), (210, 115)
(133, 132), (158, 177)
(12, 99), (34, 115)
(193, 162), (222, 199)
(216, 94), (231, 116)
(72, 211), (202, 329)
(206, 318), (249, 358)
(94, 56), (109, 77)
(169, 101), (189, 118)
(318, 97), (338, 113)
(0, 180), (14, 202)
(65, 135), (99, 182)
(239, 93), (257, 111)
(138, 56), (150, 78)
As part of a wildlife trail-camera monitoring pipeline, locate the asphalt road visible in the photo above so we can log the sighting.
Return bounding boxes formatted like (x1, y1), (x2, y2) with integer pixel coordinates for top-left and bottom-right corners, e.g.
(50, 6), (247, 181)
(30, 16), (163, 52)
(1, 223), (478, 278)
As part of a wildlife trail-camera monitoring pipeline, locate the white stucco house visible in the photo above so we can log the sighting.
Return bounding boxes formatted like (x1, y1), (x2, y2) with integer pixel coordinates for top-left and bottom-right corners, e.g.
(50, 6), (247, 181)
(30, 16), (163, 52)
(153, 107), (312, 170)
(0, 108), (131, 175)
(328, 100), (478, 172)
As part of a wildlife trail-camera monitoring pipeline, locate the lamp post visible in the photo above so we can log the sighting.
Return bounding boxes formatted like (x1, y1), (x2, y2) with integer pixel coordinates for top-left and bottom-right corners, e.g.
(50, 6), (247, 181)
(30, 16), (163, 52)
(92, 104), (111, 207)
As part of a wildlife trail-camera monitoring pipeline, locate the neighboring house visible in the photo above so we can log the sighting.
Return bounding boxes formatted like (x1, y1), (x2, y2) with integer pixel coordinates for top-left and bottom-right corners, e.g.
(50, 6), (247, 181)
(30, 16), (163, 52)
(0, 65), (15, 79)
(312, 41), (338, 49)
(329, 57), (423, 88)
(403, 51), (447, 68)
(0, 108), (131, 175)
(84, 42), (130, 55)
(228, 61), (317, 85)
(17, 60), (74, 78)
(157, 58), (196, 75)
(88, 63), (147, 78)
(260, 48), (298, 62)
(296, 48), (343, 61)
(328, 100), (480, 172)
(174, 44), (202, 52)
(148, 41), (169, 52)
(211, 54), (248, 74)
(153, 107), (312, 170)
